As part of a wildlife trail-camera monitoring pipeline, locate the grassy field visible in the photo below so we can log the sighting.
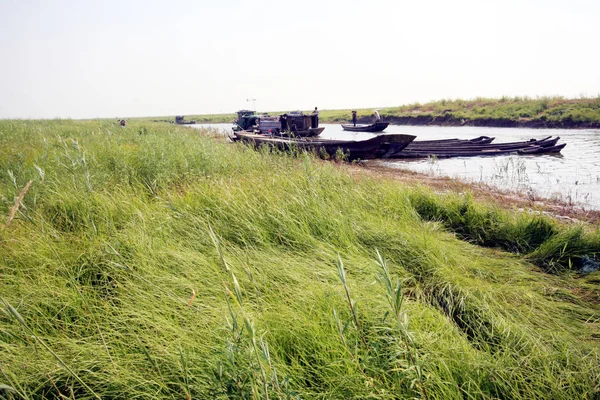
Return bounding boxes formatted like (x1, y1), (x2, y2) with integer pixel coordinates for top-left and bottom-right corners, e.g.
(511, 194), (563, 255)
(1, 119), (599, 399)
(160, 96), (600, 129)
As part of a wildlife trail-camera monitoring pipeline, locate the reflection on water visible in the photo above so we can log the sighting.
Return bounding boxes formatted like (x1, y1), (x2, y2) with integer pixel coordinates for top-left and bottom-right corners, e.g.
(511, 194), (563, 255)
(192, 123), (600, 210)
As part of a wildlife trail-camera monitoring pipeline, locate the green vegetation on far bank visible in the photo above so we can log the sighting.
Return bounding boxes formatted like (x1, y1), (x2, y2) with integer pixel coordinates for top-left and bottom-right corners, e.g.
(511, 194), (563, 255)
(1, 119), (599, 399)
(159, 96), (600, 129)
(377, 96), (600, 128)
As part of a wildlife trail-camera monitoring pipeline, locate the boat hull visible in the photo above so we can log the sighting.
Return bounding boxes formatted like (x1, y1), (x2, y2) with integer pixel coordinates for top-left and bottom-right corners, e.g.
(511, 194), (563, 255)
(412, 136), (495, 145)
(341, 122), (390, 132)
(390, 143), (565, 158)
(405, 136), (556, 150)
(233, 126), (325, 138)
(279, 127), (325, 137)
(388, 136), (564, 158)
(233, 132), (416, 161)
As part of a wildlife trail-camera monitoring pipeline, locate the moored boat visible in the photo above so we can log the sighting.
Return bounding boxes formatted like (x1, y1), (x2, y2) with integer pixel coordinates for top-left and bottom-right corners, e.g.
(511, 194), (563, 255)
(518, 143), (566, 155)
(411, 136), (495, 145)
(233, 110), (324, 137)
(404, 136), (560, 152)
(232, 131), (416, 161)
(388, 138), (566, 158)
(341, 122), (390, 133)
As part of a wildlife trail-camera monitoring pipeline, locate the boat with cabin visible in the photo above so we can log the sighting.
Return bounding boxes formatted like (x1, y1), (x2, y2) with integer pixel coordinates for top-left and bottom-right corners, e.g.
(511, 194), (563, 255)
(233, 110), (324, 137)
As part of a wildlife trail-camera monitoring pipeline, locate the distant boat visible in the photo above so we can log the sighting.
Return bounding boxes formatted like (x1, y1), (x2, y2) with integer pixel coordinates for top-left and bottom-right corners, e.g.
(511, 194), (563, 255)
(341, 122), (389, 133)
(175, 115), (196, 124)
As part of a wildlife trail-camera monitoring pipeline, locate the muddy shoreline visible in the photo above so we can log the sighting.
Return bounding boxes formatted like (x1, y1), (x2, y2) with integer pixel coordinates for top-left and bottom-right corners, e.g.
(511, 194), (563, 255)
(343, 162), (600, 225)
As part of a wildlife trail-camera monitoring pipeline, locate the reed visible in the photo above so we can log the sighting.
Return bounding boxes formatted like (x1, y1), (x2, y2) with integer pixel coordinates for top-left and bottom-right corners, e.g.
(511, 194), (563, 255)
(1, 119), (599, 399)
(409, 189), (600, 273)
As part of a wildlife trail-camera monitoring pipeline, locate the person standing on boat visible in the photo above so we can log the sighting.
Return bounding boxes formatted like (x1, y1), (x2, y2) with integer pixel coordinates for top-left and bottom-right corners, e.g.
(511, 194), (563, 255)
(351, 110), (357, 126)
(311, 107), (319, 128)
(373, 110), (381, 122)
(279, 113), (288, 132)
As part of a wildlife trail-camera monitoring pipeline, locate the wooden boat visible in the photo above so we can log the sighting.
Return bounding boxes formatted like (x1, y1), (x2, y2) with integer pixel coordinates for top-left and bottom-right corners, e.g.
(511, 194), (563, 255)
(231, 131), (416, 161)
(518, 143), (566, 154)
(233, 110), (324, 137)
(375, 134), (420, 158)
(404, 136), (560, 152)
(341, 122), (390, 133)
(174, 115), (196, 125)
(412, 136), (495, 145)
(388, 140), (566, 159)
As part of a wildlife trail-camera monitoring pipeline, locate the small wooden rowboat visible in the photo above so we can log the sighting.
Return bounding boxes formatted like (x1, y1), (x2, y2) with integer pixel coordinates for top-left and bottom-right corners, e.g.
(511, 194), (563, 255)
(411, 136), (495, 145)
(341, 122), (390, 133)
(404, 136), (560, 152)
(231, 131), (416, 161)
(389, 138), (566, 159)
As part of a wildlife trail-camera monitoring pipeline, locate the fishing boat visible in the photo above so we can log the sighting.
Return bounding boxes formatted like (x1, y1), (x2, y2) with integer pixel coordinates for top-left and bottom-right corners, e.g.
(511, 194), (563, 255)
(233, 110), (324, 137)
(411, 136), (495, 145)
(231, 131), (416, 161)
(409, 136), (560, 151)
(518, 143), (566, 155)
(404, 136), (560, 152)
(388, 137), (566, 159)
(341, 122), (390, 133)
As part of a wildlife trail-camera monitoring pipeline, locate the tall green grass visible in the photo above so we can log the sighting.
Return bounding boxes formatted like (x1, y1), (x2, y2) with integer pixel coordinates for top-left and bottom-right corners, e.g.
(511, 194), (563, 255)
(380, 96), (600, 121)
(409, 190), (600, 272)
(1, 119), (599, 399)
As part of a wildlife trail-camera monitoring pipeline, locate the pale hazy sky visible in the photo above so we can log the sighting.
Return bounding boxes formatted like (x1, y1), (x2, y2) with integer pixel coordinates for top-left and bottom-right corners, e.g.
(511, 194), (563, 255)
(1, 0), (599, 119)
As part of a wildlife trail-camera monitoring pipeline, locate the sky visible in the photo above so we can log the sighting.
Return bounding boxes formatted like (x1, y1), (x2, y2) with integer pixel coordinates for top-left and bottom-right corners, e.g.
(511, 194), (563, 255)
(1, 0), (599, 119)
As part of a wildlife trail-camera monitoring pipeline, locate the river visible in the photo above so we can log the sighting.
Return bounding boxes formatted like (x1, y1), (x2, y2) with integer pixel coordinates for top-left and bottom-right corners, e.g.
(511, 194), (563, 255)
(191, 123), (600, 211)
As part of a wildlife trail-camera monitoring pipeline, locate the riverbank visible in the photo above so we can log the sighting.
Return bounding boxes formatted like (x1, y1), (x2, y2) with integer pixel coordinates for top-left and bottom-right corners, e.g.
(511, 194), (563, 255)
(352, 162), (600, 224)
(378, 114), (600, 129)
(1, 120), (598, 399)
(150, 96), (600, 129)
(327, 97), (600, 129)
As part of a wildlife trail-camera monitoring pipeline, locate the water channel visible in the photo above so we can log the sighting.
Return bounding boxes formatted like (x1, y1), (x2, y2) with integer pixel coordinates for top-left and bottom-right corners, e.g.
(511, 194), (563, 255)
(192, 123), (600, 211)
